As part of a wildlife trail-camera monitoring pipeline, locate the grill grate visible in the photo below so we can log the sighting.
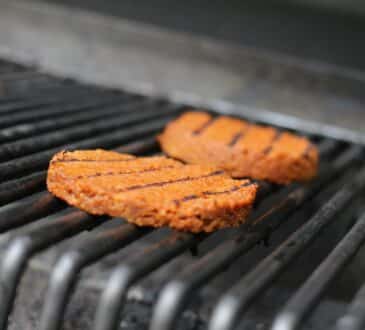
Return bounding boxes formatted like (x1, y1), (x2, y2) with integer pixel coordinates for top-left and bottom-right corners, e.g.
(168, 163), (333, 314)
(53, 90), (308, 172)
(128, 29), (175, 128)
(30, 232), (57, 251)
(0, 60), (363, 330)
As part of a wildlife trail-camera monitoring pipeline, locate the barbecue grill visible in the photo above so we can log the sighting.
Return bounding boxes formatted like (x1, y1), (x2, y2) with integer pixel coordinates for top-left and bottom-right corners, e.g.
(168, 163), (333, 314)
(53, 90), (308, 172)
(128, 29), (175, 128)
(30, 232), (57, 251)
(0, 58), (363, 330)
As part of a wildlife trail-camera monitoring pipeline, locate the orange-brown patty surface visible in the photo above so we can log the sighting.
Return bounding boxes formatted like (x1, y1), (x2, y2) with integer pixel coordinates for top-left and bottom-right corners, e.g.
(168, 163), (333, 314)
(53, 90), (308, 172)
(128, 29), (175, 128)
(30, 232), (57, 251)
(158, 111), (318, 184)
(47, 149), (258, 232)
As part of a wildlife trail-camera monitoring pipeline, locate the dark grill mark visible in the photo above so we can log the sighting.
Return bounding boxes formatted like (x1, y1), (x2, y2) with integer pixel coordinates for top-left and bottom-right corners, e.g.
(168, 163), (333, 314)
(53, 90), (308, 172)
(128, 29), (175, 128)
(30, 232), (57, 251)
(116, 170), (225, 192)
(228, 132), (243, 147)
(73, 165), (178, 180)
(181, 194), (199, 201)
(262, 131), (282, 155)
(192, 117), (217, 135)
(228, 124), (251, 147)
(174, 181), (255, 204)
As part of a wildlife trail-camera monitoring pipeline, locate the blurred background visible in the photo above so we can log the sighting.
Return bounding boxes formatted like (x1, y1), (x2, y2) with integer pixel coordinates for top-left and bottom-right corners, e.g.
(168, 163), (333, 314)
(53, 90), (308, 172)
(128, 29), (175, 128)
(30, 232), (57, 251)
(43, 0), (365, 71)
(0, 0), (364, 132)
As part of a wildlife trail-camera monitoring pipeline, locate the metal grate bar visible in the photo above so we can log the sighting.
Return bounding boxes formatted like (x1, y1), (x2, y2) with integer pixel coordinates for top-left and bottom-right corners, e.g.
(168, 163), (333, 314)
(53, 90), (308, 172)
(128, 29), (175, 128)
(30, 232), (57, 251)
(0, 98), (141, 143)
(0, 82), (120, 108)
(0, 101), (173, 161)
(0, 98), (137, 144)
(334, 278), (365, 330)
(0, 61), (24, 74)
(0, 88), (93, 114)
(0, 71), (52, 81)
(0, 85), (102, 108)
(0, 93), (128, 130)
(252, 180), (276, 201)
(0, 209), (106, 330)
(39, 224), (150, 330)
(0, 88), (128, 116)
(208, 166), (365, 330)
(0, 114), (175, 182)
(272, 210), (365, 330)
(2, 79), (65, 94)
(314, 139), (341, 156)
(0, 76), (73, 94)
(0, 171), (46, 206)
(0, 192), (64, 233)
(93, 232), (200, 330)
(114, 136), (159, 155)
(1, 80), (81, 99)
(148, 140), (347, 330)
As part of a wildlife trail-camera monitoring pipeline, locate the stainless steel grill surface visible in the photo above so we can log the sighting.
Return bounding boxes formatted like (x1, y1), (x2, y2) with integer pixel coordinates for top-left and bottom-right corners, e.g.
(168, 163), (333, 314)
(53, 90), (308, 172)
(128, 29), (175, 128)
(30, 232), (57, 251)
(0, 60), (364, 330)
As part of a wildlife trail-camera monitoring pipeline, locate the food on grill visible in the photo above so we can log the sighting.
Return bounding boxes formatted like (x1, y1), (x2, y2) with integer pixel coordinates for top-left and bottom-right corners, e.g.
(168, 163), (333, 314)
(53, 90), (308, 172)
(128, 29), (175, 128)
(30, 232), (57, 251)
(158, 111), (318, 184)
(47, 150), (258, 232)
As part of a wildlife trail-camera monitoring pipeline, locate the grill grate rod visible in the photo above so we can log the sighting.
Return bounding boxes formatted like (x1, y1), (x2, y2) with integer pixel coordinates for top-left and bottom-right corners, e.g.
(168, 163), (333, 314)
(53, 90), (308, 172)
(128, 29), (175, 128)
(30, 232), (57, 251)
(334, 273), (365, 330)
(0, 87), (129, 115)
(0, 210), (107, 330)
(0, 71), (53, 81)
(272, 210), (365, 330)
(2, 80), (66, 96)
(0, 192), (65, 234)
(0, 90), (107, 116)
(0, 62), (24, 74)
(0, 85), (108, 110)
(0, 171), (46, 206)
(113, 137), (159, 155)
(93, 232), (200, 330)
(0, 82), (98, 103)
(0, 93), (129, 130)
(39, 224), (150, 330)
(208, 165), (365, 330)
(149, 143), (361, 330)
(0, 103), (128, 144)
(0, 72), (71, 87)
(0, 98), (141, 144)
(0, 98), (155, 160)
(0, 113), (176, 182)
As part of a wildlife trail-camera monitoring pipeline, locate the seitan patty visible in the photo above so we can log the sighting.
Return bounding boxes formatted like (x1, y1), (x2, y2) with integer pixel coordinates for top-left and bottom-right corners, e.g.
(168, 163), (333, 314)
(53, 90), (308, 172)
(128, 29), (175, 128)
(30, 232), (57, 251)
(158, 111), (318, 184)
(47, 149), (258, 233)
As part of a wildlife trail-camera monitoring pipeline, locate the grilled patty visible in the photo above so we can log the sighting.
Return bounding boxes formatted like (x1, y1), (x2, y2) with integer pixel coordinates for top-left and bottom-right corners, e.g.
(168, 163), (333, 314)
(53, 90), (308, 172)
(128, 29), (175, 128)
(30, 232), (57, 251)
(47, 150), (258, 233)
(158, 111), (318, 184)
